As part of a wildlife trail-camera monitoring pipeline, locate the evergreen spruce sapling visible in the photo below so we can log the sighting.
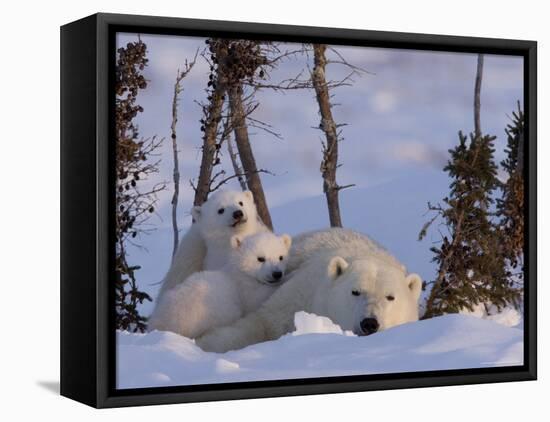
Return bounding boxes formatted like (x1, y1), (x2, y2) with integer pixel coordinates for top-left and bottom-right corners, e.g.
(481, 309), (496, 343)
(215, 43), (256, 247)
(421, 131), (521, 318)
(497, 103), (525, 285)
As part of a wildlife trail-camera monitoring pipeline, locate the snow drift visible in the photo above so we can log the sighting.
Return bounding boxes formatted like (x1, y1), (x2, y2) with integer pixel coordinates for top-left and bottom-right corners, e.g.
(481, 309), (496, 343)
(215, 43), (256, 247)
(116, 312), (523, 389)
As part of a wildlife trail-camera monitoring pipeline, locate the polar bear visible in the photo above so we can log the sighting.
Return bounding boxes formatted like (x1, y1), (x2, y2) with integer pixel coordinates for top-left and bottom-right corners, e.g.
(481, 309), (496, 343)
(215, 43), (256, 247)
(156, 190), (268, 301)
(196, 228), (422, 352)
(148, 231), (292, 339)
(287, 228), (406, 273)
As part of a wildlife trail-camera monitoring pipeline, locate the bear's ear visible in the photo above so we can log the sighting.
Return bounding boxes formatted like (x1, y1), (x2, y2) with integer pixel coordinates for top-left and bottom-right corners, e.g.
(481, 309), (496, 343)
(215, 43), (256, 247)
(243, 190), (254, 202)
(281, 234), (292, 250)
(406, 273), (422, 300)
(191, 206), (202, 222)
(328, 256), (349, 280)
(230, 235), (242, 250)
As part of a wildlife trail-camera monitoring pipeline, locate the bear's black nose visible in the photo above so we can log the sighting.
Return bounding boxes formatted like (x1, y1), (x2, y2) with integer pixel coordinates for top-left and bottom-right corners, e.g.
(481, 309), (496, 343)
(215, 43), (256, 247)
(272, 271), (283, 280)
(233, 210), (244, 220)
(360, 318), (379, 335)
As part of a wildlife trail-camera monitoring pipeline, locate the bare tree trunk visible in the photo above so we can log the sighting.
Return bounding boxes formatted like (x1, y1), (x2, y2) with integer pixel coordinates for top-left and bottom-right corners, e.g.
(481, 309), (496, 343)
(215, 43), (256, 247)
(194, 84), (226, 206)
(227, 135), (247, 191)
(170, 54), (199, 258)
(220, 113), (247, 191)
(193, 41), (228, 207)
(312, 44), (351, 228)
(474, 54), (484, 139)
(228, 83), (273, 230)
(170, 75), (181, 259)
(168, 54), (197, 257)
(474, 54), (487, 215)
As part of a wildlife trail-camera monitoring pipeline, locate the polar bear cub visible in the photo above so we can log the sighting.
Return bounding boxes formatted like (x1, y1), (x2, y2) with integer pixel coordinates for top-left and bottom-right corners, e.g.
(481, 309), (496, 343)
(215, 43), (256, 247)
(156, 190), (268, 300)
(148, 231), (292, 339)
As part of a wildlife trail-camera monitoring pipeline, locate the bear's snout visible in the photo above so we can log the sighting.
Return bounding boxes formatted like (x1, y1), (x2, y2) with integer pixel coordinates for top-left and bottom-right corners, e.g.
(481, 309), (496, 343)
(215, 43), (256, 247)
(272, 271), (283, 281)
(360, 317), (379, 335)
(233, 210), (244, 220)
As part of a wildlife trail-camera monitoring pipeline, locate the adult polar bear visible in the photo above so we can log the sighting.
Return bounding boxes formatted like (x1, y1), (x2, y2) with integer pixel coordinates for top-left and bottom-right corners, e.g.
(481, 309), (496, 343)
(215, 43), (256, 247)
(197, 228), (423, 353)
(155, 190), (268, 301)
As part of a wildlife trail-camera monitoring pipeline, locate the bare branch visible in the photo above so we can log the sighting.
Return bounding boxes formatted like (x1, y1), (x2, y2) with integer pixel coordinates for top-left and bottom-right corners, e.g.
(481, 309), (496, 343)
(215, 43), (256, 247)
(247, 116), (283, 139)
(326, 46), (375, 76)
(337, 183), (356, 191)
(209, 168), (274, 193)
(418, 214), (439, 241)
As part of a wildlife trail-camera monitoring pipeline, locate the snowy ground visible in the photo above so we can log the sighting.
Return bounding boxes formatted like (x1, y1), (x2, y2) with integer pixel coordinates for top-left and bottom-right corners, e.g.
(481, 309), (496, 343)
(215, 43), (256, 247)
(116, 312), (523, 389)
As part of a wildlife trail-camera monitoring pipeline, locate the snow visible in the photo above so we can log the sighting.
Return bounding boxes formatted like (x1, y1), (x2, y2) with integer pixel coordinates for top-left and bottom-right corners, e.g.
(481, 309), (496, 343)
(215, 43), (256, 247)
(460, 303), (523, 328)
(116, 312), (523, 389)
(292, 311), (354, 336)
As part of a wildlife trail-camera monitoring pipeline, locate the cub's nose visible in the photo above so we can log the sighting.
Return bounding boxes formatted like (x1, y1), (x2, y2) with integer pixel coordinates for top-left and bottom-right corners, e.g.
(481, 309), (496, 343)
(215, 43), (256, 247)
(272, 271), (283, 280)
(360, 318), (379, 335)
(233, 210), (244, 220)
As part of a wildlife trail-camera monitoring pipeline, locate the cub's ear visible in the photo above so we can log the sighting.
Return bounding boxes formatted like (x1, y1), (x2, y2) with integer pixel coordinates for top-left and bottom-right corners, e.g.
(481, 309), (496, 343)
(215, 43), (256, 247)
(230, 235), (242, 249)
(281, 234), (292, 250)
(243, 190), (254, 202)
(406, 273), (422, 301)
(327, 256), (349, 280)
(191, 206), (202, 223)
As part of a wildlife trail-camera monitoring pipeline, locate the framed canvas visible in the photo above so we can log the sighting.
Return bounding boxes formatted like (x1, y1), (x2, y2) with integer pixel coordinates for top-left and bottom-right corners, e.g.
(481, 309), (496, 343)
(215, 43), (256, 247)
(60, 13), (537, 408)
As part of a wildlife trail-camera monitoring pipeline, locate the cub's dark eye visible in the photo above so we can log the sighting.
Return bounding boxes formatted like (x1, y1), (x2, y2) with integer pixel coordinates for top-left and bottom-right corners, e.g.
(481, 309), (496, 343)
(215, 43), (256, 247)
(279, 256), (283, 261)
(257, 257), (265, 263)
(386, 295), (395, 301)
(238, 201), (243, 206)
(218, 208), (225, 214)
(352, 290), (360, 296)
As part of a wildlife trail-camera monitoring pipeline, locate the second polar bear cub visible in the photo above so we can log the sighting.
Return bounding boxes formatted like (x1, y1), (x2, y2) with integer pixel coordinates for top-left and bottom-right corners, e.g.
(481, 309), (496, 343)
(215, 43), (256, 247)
(156, 190), (267, 300)
(148, 231), (292, 339)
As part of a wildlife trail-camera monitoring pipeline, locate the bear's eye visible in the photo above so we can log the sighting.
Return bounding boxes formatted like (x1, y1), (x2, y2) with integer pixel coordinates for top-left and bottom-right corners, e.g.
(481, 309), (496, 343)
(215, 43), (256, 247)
(351, 290), (360, 296)
(386, 295), (395, 301)
(238, 201), (243, 206)
(257, 257), (266, 263)
(279, 256), (283, 261)
(218, 208), (225, 214)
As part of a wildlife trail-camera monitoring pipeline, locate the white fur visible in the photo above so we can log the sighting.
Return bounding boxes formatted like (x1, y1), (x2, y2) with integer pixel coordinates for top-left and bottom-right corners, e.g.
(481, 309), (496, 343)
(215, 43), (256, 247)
(196, 228), (422, 352)
(148, 232), (292, 339)
(154, 190), (268, 302)
(287, 228), (405, 273)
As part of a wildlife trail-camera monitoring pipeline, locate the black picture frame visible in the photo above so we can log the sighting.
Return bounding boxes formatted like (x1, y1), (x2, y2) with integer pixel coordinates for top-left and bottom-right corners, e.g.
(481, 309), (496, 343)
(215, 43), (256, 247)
(60, 12), (537, 408)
